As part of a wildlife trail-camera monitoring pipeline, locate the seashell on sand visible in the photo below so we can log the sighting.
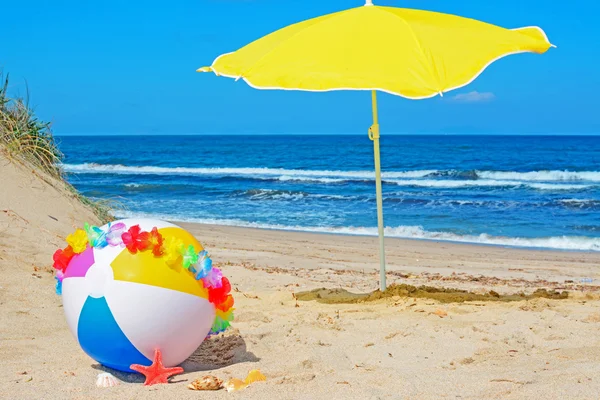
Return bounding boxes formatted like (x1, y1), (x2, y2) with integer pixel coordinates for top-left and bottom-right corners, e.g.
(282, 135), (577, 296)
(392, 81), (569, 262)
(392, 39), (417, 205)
(96, 372), (119, 388)
(187, 375), (223, 391)
(224, 378), (247, 392)
(224, 370), (267, 392)
(244, 369), (266, 384)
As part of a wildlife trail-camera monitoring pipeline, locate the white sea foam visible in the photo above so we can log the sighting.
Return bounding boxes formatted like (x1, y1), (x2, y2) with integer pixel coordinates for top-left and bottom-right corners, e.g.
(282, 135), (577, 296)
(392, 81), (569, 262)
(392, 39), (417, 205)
(62, 163), (436, 179)
(528, 183), (593, 191)
(557, 199), (600, 208)
(239, 189), (352, 201)
(391, 179), (518, 188)
(64, 163), (600, 186)
(244, 189), (308, 201)
(478, 170), (600, 182)
(115, 211), (600, 252)
(391, 179), (592, 190)
(276, 175), (347, 184)
(559, 199), (595, 205)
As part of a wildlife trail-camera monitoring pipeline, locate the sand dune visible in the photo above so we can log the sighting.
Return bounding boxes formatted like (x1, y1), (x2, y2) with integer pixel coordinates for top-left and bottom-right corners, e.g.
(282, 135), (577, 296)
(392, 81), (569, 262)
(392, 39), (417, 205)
(0, 150), (100, 267)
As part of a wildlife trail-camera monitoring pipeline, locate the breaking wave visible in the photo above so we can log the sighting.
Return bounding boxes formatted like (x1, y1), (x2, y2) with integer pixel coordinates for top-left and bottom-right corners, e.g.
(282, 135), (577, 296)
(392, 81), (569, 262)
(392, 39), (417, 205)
(63, 163), (435, 179)
(478, 170), (600, 182)
(391, 179), (592, 191)
(233, 189), (349, 201)
(64, 163), (599, 191)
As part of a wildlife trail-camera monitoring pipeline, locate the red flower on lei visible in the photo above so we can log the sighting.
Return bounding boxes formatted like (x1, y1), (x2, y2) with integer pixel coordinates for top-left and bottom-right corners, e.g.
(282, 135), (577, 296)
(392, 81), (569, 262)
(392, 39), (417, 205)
(53, 245), (75, 273)
(208, 276), (232, 305)
(147, 227), (164, 257)
(121, 225), (164, 256)
(216, 294), (234, 312)
(121, 225), (151, 254)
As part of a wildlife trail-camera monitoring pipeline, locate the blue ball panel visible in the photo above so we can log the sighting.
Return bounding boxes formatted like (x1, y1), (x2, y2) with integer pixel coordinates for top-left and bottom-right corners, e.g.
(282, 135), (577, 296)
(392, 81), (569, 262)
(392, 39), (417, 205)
(77, 296), (151, 372)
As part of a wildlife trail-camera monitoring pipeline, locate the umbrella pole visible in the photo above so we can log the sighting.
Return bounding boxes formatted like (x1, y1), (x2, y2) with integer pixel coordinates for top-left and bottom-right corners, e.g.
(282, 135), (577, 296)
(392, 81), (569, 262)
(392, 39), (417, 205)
(369, 90), (387, 292)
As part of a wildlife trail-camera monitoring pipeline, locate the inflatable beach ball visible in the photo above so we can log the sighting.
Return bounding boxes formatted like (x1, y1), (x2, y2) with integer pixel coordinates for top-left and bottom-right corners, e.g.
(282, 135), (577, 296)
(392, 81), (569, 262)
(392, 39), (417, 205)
(54, 218), (233, 372)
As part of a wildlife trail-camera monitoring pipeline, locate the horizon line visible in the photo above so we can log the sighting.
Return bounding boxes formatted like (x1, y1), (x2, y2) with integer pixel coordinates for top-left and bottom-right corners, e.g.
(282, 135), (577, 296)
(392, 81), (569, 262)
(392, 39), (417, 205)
(54, 132), (600, 137)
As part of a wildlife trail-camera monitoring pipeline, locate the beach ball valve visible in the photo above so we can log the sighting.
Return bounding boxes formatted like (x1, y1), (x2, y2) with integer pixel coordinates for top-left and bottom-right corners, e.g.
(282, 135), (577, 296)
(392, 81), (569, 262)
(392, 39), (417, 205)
(51, 219), (234, 374)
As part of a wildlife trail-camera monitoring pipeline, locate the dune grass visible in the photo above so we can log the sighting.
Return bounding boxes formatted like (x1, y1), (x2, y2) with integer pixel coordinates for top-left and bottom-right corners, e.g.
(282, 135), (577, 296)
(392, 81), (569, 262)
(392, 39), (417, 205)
(0, 72), (63, 177)
(0, 71), (112, 223)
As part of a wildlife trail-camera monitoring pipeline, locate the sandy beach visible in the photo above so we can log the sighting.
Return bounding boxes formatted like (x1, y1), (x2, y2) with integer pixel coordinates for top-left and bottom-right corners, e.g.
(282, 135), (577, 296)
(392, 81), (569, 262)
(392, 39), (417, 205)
(3, 162), (600, 400)
(2, 0), (599, 396)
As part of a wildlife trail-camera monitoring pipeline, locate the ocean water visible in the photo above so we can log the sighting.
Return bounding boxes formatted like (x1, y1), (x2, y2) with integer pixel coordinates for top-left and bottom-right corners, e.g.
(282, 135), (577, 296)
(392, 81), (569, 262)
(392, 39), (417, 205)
(59, 135), (600, 251)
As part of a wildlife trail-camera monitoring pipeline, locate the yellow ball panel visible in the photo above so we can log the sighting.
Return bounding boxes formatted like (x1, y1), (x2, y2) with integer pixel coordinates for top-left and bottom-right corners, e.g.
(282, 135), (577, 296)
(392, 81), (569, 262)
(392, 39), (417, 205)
(110, 227), (208, 299)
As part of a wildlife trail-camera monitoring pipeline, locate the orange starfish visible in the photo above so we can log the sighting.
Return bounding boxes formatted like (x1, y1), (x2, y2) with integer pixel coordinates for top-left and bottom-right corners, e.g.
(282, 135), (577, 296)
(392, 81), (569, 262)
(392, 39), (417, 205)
(130, 349), (183, 386)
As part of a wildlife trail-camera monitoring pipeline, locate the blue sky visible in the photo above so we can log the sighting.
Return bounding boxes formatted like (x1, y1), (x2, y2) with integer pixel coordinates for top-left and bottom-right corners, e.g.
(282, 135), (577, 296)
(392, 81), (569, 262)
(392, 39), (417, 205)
(2, 0), (598, 135)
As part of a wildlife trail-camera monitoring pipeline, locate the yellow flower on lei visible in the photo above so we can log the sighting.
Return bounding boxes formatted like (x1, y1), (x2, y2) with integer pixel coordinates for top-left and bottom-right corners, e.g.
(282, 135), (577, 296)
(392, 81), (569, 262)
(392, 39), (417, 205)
(66, 229), (89, 254)
(162, 237), (183, 267)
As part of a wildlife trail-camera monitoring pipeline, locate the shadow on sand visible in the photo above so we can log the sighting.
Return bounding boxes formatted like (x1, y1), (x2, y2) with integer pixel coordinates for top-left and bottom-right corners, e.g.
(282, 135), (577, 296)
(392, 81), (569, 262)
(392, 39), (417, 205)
(91, 330), (259, 381)
(183, 330), (260, 372)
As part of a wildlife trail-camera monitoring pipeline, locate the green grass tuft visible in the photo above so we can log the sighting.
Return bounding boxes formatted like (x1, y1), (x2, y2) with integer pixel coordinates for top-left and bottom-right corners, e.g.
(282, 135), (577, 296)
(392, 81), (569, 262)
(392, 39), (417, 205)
(0, 70), (114, 223)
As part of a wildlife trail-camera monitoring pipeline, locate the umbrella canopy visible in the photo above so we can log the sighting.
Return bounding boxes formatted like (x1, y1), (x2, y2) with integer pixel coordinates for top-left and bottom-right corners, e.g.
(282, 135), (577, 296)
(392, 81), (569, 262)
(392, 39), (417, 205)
(198, 2), (553, 290)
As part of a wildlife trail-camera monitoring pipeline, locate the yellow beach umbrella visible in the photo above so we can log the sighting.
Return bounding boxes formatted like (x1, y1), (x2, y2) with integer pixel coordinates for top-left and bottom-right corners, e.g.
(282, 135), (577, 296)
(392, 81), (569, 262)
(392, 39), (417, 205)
(198, 1), (553, 290)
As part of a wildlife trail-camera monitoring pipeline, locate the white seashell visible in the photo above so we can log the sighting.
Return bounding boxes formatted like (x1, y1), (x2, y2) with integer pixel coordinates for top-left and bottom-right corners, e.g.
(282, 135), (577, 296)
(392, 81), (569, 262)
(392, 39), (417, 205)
(96, 372), (120, 388)
(187, 375), (223, 390)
